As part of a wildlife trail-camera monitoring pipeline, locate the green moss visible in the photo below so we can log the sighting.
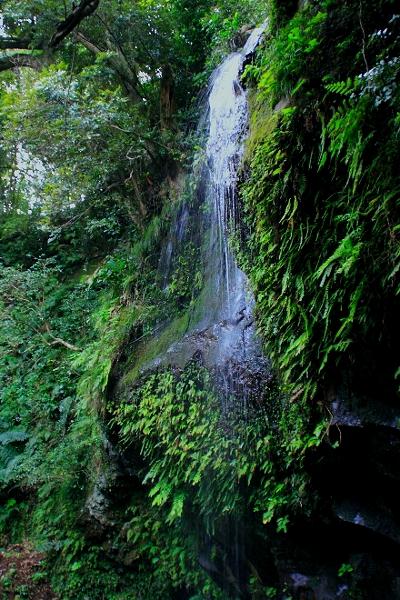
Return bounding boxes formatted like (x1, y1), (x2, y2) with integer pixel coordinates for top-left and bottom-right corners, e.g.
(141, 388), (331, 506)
(244, 90), (278, 162)
(122, 310), (191, 385)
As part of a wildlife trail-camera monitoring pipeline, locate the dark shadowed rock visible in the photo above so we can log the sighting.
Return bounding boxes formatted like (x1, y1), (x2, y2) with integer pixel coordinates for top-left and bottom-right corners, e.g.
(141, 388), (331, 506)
(229, 25), (254, 51)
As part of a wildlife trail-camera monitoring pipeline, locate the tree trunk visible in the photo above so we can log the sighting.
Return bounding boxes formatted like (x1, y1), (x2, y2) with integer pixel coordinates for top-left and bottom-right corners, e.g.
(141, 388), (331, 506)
(160, 64), (175, 130)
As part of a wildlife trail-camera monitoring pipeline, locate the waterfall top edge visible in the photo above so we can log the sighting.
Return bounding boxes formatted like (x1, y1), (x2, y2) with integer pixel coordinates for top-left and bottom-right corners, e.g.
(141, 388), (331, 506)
(241, 20), (268, 57)
(208, 20), (268, 83)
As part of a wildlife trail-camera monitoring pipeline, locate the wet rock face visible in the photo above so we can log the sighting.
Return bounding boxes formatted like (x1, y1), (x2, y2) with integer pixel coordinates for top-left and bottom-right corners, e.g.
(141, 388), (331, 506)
(229, 26), (254, 51)
(194, 386), (400, 600)
(269, 520), (400, 599)
(330, 389), (400, 430)
(84, 472), (114, 538)
(273, 388), (400, 600)
(81, 436), (139, 540)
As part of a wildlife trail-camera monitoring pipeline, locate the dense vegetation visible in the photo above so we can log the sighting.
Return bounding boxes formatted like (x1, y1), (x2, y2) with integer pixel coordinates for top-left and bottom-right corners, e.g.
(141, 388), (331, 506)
(239, 0), (400, 512)
(0, 0), (399, 598)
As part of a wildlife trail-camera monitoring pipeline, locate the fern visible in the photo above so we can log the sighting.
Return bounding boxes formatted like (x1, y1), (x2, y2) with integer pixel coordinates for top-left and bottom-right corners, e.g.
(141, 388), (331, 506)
(325, 77), (357, 96)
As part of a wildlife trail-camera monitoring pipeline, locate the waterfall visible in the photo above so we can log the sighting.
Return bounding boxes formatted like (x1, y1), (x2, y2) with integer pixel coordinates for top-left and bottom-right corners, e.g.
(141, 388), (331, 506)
(201, 27), (266, 340)
(145, 25), (269, 408)
(194, 24), (268, 408)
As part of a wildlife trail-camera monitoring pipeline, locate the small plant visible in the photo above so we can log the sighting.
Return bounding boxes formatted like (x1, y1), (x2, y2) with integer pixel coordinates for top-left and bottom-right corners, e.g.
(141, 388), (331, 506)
(338, 562), (354, 577)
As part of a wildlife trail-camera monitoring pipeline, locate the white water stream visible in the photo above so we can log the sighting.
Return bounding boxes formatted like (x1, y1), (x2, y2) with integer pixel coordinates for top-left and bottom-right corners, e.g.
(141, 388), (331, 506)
(149, 25), (269, 408)
(159, 25), (267, 403)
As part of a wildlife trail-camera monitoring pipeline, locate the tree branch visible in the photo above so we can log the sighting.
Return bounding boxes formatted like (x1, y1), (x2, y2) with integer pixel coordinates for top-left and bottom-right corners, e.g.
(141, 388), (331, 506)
(359, 0), (369, 72)
(44, 322), (81, 352)
(0, 1), (100, 72)
(49, 0), (100, 48)
(74, 31), (142, 102)
(49, 337), (81, 352)
(0, 38), (33, 50)
(73, 31), (102, 55)
(0, 53), (42, 73)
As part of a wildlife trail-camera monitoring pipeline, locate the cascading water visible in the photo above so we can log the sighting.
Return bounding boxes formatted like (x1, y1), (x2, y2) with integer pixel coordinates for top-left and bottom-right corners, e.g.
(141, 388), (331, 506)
(203, 26), (265, 330)
(153, 24), (269, 409)
(199, 25), (267, 362)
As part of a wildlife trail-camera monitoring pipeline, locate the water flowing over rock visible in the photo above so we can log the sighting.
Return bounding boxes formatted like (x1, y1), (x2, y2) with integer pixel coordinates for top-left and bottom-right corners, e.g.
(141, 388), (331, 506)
(135, 24), (269, 408)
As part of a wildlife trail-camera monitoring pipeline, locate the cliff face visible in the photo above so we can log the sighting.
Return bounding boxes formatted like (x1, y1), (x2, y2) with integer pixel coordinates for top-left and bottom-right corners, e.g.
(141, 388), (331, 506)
(93, 3), (400, 597)
(230, 0), (400, 596)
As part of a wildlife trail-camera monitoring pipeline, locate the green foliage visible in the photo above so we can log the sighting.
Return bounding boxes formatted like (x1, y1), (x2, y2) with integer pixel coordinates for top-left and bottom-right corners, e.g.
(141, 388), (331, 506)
(0, 256), (136, 598)
(112, 364), (252, 592)
(0, 66), (155, 266)
(201, 0), (267, 70)
(113, 360), (310, 554)
(123, 499), (225, 598)
(338, 562), (354, 577)
(114, 364), (242, 524)
(0, 499), (28, 540)
(166, 241), (203, 306)
(0, 258), (101, 538)
(1, 0), (397, 597)
(268, 0), (298, 32)
(244, 6), (327, 104)
(241, 0), (399, 414)
(50, 538), (147, 600)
